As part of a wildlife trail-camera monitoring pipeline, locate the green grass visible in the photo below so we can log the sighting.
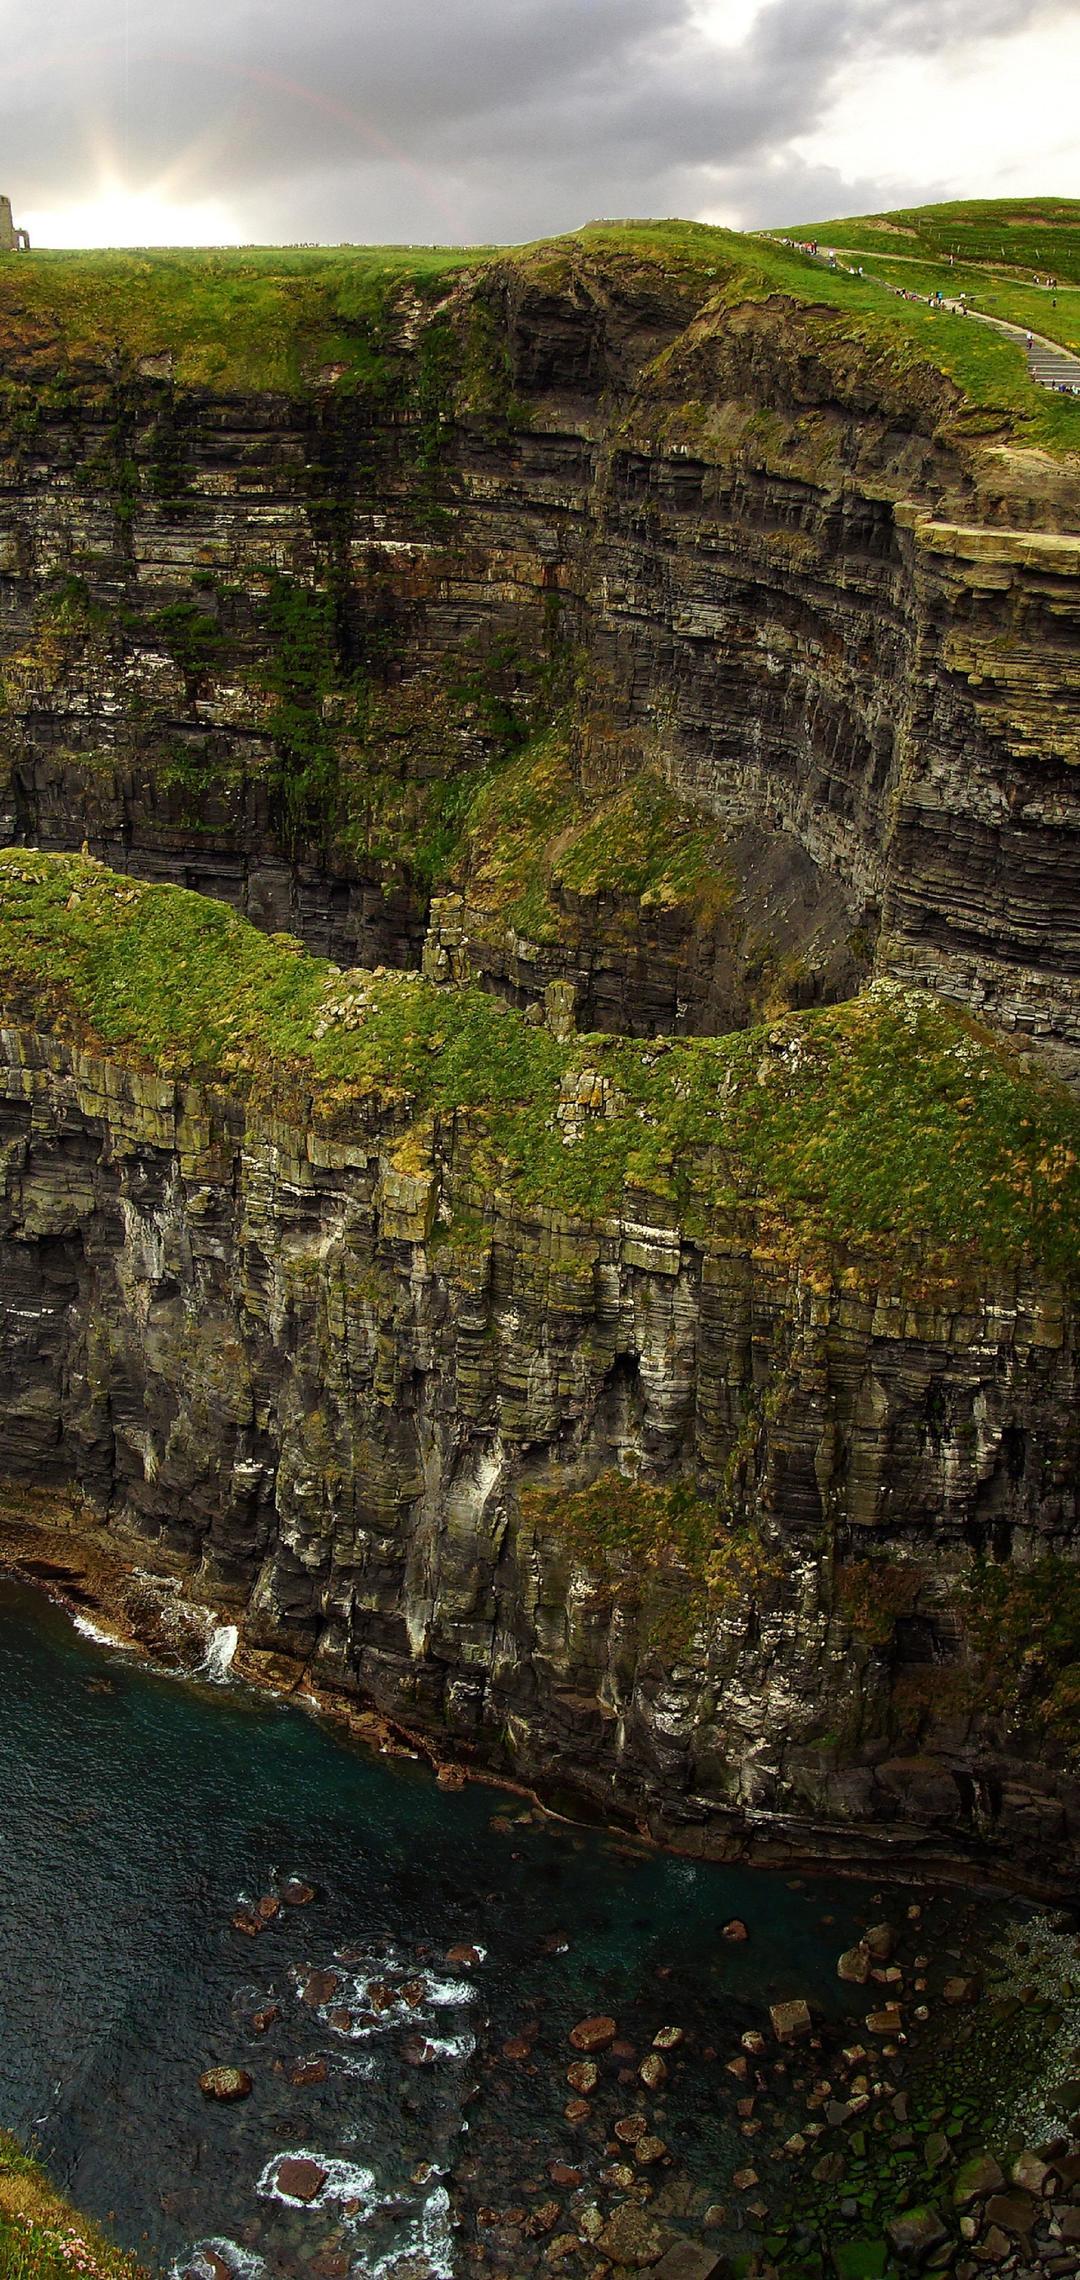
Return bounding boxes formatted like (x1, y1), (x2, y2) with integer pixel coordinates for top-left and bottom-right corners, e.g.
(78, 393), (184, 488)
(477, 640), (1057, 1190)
(521, 214), (1080, 451)
(452, 734), (731, 946)
(838, 249), (1080, 359)
(774, 198), (1080, 446)
(733, 250), (1079, 451)
(793, 198), (1080, 284)
(1, 204), (1077, 452)
(0, 2135), (147, 2280)
(3, 850), (1079, 1294)
(0, 243), (492, 393)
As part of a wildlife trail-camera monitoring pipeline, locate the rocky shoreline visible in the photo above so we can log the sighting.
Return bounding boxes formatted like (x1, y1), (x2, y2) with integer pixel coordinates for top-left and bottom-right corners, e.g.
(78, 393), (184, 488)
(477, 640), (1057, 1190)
(0, 1487), (1074, 1912)
(5, 1501), (1080, 2279)
(182, 1877), (1080, 2280)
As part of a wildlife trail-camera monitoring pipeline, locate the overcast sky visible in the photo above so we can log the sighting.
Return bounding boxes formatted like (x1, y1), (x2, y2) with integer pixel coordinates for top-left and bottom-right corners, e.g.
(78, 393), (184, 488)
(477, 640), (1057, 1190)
(7, 0), (1080, 248)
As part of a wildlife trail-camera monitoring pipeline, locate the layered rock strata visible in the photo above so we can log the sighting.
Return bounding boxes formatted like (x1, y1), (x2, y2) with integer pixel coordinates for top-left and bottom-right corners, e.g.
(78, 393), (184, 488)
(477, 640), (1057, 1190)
(0, 250), (1077, 1054)
(2, 858), (1078, 1887)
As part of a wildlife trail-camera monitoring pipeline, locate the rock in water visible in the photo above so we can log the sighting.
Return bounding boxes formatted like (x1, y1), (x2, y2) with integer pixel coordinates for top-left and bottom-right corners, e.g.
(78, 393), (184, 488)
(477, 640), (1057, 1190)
(654, 2243), (726, 2280)
(569, 2014), (617, 2052)
(198, 2066), (253, 2102)
(886, 2206), (948, 2263)
(596, 2203), (666, 2266)
(838, 1944), (871, 1984)
(280, 1878), (317, 1907)
(275, 2157), (327, 2203)
(770, 1998), (813, 2043)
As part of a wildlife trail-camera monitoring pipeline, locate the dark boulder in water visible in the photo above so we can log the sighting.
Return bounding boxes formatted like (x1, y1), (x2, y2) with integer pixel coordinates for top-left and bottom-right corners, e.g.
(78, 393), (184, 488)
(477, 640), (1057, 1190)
(274, 2156), (327, 2202)
(280, 1879), (317, 1907)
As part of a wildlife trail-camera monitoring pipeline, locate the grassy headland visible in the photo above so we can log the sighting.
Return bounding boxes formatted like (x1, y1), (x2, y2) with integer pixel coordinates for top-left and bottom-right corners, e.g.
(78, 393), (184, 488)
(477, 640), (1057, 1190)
(0, 242), (487, 392)
(0, 202), (1076, 450)
(2, 849), (1078, 1293)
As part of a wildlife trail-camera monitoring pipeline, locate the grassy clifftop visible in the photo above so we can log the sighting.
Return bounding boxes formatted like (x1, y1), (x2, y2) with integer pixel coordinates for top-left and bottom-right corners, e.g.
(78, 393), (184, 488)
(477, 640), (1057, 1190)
(2, 849), (1078, 1293)
(0, 201), (1076, 451)
(0, 241), (483, 392)
(793, 197), (1080, 283)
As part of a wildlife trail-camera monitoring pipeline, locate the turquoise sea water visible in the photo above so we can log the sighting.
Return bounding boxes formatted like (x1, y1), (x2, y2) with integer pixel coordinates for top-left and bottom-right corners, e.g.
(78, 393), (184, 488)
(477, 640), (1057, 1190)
(0, 1576), (1019, 2278)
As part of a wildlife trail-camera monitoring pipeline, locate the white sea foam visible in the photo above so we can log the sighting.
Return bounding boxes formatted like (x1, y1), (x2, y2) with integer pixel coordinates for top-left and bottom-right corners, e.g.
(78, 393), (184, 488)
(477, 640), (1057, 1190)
(170, 2243), (267, 2280)
(201, 1622), (239, 1682)
(405, 2030), (476, 2065)
(302, 1950), (475, 2046)
(340, 2051), (379, 2079)
(423, 2186), (454, 2268)
(70, 1614), (117, 1650)
(426, 1977), (474, 2007)
(255, 2150), (377, 2214)
(72, 1611), (124, 1648)
(361, 2185), (456, 2279)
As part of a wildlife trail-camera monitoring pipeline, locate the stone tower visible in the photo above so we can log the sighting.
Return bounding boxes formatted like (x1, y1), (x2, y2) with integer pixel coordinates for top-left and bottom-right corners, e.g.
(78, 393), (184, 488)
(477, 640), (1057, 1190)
(0, 197), (30, 251)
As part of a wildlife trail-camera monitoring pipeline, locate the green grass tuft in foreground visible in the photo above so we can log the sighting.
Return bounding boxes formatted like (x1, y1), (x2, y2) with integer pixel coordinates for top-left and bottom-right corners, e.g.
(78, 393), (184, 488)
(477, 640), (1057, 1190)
(0, 2135), (147, 2280)
(2, 851), (1079, 1293)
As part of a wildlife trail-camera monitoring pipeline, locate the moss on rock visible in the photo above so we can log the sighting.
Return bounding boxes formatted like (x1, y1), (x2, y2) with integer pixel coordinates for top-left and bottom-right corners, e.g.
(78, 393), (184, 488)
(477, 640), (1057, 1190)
(2, 851), (1079, 1296)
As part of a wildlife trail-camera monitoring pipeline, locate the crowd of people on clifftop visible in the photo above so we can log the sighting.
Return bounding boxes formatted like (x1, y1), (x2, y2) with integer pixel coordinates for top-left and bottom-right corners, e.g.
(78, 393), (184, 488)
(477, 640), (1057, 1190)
(771, 236), (1080, 393)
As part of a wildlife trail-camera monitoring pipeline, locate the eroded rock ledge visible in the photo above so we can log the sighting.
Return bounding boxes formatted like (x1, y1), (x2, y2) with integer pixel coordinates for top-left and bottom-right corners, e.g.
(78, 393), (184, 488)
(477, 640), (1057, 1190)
(2, 853), (1079, 1891)
(0, 239), (1077, 1060)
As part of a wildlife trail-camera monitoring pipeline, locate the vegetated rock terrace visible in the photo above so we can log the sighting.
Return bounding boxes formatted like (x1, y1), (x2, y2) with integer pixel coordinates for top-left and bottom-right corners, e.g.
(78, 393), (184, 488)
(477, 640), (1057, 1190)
(2, 849), (1080, 1890)
(0, 212), (1078, 1058)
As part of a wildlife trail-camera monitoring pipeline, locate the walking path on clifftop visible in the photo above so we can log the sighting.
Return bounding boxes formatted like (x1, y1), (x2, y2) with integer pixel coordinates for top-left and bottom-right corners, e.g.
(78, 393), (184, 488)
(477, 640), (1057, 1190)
(765, 235), (1080, 393)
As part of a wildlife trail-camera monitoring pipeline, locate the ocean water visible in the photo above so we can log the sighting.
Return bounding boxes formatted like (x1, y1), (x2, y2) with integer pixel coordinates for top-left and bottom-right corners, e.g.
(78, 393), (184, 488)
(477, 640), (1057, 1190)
(0, 1576), (1017, 2278)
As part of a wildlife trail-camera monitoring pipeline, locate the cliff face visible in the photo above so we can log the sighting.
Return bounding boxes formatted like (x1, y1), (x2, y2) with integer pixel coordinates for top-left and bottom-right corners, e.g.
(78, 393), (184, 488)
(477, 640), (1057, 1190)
(1, 236), (1079, 1887)
(0, 247), (1078, 1056)
(2, 854), (1079, 1887)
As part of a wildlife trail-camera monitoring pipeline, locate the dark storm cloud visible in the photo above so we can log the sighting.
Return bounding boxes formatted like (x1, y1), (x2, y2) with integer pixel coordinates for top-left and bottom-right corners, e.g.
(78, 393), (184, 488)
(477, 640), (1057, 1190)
(6, 0), (1072, 242)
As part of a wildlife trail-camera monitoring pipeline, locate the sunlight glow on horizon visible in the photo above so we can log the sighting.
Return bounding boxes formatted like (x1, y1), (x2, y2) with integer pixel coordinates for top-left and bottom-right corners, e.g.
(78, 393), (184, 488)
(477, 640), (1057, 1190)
(24, 176), (247, 249)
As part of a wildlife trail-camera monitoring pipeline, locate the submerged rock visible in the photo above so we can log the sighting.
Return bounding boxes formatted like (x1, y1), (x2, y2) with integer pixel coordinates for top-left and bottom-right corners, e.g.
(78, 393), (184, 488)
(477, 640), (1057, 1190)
(886, 2206), (948, 2263)
(280, 1879), (317, 1908)
(198, 2066), (253, 2102)
(654, 2243), (726, 2280)
(954, 2153), (1005, 2206)
(838, 1945), (872, 1985)
(300, 1969), (339, 2008)
(596, 2204), (666, 2266)
(770, 1999), (813, 2044)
